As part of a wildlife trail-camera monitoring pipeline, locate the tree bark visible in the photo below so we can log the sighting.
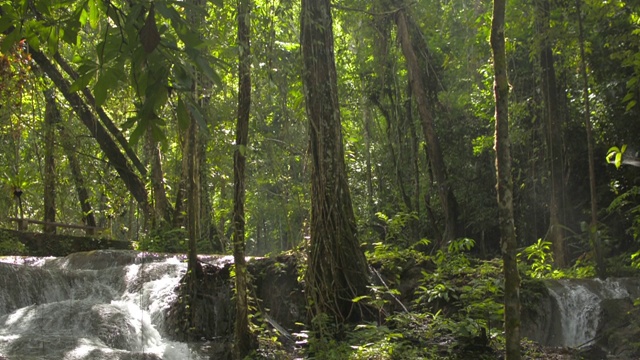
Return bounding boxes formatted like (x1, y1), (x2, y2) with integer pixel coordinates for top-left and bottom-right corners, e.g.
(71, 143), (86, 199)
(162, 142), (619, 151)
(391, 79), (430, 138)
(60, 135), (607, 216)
(186, 109), (200, 272)
(233, 0), (253, 357)
(535, 0), (566, 268)
(576, 0), (605, 277)
(491, 0), (521, 358)
(301, 0), (370, 325)
(43, 89), (58, 234)
(145, 131), (172, 225)
(58, 125), (97, 234)
(396, 10), (458, 243)
(29, 48), (150, 217)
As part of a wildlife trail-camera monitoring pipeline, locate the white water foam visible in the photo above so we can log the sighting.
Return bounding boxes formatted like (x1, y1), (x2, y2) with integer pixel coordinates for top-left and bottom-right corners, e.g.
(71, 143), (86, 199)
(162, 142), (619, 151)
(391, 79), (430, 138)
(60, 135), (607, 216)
(0, 251), (209, 360)
(547, 279), (630, 348)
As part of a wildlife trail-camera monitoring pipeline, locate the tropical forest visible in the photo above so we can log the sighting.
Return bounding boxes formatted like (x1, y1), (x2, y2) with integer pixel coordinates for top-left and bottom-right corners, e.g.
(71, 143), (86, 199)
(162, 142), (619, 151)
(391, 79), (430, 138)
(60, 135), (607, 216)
(1, 0), (640, 359)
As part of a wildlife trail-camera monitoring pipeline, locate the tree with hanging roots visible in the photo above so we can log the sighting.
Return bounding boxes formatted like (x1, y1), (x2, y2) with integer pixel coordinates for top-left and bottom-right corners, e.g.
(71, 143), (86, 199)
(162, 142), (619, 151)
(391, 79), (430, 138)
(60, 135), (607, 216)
(301, 0), (371, 330)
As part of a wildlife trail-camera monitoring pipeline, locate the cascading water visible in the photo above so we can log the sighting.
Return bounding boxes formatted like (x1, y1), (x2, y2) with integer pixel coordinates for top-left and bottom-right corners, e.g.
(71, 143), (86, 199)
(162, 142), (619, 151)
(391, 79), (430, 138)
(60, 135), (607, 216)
(545, 278), (632, 348)
(0, 250), (230, 360)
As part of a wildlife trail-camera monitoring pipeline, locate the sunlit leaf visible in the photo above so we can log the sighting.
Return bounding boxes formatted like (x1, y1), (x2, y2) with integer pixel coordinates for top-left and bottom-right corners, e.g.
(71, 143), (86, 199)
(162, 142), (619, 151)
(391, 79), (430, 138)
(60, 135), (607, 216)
(88, 0), (101, 29)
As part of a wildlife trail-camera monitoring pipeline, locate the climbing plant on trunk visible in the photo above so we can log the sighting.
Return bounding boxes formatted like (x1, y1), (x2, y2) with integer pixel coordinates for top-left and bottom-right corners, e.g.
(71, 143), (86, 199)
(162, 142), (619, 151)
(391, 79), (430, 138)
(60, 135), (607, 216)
(232, 0), (253, 356)
(491, 0), (521, 357)
(535, 0), (566, 268)
(301, 0), (371, 326)
(396, 9), (459, 244)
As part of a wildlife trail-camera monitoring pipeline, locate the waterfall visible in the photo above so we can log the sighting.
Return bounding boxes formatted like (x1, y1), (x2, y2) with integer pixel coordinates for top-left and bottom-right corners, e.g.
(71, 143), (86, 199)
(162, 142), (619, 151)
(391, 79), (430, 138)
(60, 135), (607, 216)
(546, 278), (632, 348)
(0, 250), (229, 360)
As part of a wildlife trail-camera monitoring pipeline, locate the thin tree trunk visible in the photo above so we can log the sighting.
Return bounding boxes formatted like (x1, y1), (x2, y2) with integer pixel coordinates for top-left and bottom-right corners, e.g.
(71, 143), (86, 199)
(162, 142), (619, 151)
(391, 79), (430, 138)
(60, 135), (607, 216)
(186, 111), (200, 272)
(535, 0), (566, 267)
(369, 95), (412, 211)
(29, 48), (150, 217)
(301, 0), (370, 325)
(173, 144), (188, 228)
(233, 0), (253, 356)
(361, 94), (375, 217)
(491, 0), (521, 358)
(406, 89), (421, 216)
(396, 10), (458, 243)
(43, 89), (58, 234)
(145, 131), (172, 225)
(576, 0), (605, 277)
(59, 125), (97, 234)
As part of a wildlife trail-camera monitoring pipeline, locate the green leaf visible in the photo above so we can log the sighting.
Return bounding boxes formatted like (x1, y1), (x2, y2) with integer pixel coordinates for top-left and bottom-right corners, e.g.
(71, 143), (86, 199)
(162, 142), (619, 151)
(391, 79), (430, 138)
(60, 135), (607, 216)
(88, 0), (101, 29)
(69, 71), (96, 93)
(185, 97), (207, 131)
(128, 117), (148, 147)
(0, 29), (21, 53)
(61, 19), (80, 45)
(237, 144), (247, 157)
(352, 295), (371, 303)
(626, 99), (637, 112)
(0, 6), (15, 34)
(93, 66), (122, 107)
(194, 55), (221, 86)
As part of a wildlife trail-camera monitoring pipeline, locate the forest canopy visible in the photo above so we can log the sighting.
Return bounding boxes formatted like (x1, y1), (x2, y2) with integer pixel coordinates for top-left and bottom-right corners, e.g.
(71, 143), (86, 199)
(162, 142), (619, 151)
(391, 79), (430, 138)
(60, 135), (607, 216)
(0, 0), (639, 275)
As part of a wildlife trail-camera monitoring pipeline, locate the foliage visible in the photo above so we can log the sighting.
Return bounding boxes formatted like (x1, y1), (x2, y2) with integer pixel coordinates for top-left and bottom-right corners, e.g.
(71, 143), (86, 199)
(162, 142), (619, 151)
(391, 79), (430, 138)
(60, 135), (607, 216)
(518, 239), (555, 279)
(135, 227), (188, 253)
(0, 237), (26, 255)
(606, 145), (628, 169)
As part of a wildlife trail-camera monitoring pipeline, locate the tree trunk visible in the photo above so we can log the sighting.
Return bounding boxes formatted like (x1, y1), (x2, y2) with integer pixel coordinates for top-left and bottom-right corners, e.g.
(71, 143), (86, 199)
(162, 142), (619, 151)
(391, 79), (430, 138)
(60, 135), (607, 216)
(29, 48), (150, 218)
(396, 10), (458, 243)
(173, 142), (188, 228)
(369, 95), (412, 211)
(43, 89), (58, 235)
(145, 131), (172, 225)
(491, 0), (521, 358)
(186, 108), (200, 271)
(58, 124), (97, 234)
(535, 0), (566, 268)
(233, 0), (253, 357)
(301, 0), (370, 325)
(576, 0), (605, 277)
(361, 94), (375, 217)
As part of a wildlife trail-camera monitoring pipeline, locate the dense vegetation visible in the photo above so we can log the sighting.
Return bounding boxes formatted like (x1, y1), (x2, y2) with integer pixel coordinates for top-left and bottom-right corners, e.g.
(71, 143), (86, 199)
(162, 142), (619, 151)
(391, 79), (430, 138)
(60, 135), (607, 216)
(2, 0), (640, 358)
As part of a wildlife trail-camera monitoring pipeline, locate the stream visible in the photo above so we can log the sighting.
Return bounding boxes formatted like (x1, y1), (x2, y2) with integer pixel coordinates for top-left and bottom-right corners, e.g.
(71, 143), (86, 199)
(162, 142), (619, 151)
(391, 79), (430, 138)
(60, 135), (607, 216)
(0, 250), (231, 360)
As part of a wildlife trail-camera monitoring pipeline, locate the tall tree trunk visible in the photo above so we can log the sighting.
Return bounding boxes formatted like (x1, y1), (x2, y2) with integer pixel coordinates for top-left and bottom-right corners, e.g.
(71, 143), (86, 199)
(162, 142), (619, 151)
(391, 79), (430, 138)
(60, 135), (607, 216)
(535, 0), (566, 268)
(43, 89), (58, 234)
(491, 0), (521, 358)
(29, 48), (150, 218)
(145, 131), (172, 225)
(369, 95), (412, 211)
(59, 125), (97, 234)
(301, 0), (370, 325)
(186, 108), (200, 272)
(396, 10), (458, 243)
(233, 0), (253, 357)
(361, 94), (375, 217)
(576, 0), (605, 277)
(173, 144), (188, 228)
